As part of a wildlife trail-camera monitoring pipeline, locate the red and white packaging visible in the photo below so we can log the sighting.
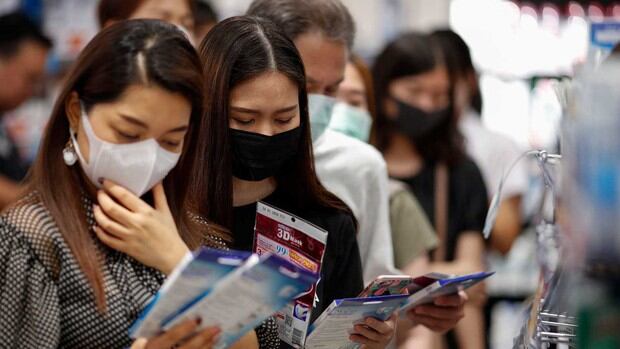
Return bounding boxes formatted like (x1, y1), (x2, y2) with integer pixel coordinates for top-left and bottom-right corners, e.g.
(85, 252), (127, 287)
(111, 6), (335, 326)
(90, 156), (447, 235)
(253, 202), (328, 348)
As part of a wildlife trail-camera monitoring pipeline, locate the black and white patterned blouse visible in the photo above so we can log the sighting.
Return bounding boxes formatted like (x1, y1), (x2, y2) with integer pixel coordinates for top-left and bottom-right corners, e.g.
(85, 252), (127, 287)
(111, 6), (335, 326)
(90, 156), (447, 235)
(0, 192), (279, 348)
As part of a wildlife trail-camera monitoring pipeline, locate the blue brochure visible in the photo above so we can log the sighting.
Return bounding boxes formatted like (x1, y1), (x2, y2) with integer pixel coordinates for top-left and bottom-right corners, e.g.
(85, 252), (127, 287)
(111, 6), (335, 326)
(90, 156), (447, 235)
(131, 248), (252, 338)
(399, 271), (495, 314)
(130, 248), (317, 349)
(304, 271), (495, 349)
(304, 294), (409, 349)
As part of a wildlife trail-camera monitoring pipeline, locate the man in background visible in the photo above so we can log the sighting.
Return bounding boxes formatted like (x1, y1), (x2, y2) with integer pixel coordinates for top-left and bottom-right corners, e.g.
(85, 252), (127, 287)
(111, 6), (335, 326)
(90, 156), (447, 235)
(0, 11), (51, 209)
(248, 0), (467, 342)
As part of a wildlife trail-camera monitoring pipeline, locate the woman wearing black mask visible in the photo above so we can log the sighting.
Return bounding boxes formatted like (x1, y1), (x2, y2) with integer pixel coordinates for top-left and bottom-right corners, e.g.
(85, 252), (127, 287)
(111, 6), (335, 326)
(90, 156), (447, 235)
(192, 16), (397, 349)
(372, 33), (488, 348)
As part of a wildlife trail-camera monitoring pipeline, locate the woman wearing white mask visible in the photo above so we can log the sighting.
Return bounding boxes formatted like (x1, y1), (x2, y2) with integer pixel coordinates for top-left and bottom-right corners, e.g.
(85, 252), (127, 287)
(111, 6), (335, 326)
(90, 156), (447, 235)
(0, 20), (269, 348)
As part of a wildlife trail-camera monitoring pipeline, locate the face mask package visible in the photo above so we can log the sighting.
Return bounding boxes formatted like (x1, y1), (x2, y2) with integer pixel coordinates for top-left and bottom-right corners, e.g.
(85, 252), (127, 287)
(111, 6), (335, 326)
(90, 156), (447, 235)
(253, 202), (328, 348)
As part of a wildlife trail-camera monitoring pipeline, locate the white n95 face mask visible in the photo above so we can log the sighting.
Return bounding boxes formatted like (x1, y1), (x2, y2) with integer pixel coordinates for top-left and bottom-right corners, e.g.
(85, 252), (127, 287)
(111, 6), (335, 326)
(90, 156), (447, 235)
(71, 104), (181, 197)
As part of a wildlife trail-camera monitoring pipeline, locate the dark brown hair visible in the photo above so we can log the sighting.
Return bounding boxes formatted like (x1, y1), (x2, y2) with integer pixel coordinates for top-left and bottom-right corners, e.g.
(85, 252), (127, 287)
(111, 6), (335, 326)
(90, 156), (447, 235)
(372, 32), (464, 166)
(25, 19), (207, 309)
(194, 16), (354, 231)
(247, 0), (355, 49)
(97, 0), (196, 28)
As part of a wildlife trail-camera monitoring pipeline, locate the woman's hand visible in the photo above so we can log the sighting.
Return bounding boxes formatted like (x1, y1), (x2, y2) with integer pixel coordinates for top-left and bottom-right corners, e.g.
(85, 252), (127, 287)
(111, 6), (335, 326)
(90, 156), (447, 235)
(131, 319), (220, 349)
(229, 331), (259, 349)
(93, 180), (189, 274)
(406, 291), (467, 333)
(464, 281), (488, 307)
(349, 313), (397, 349)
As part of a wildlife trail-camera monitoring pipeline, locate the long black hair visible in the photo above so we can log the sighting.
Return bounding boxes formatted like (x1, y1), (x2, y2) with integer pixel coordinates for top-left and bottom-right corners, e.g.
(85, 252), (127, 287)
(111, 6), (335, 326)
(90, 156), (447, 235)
(372, 32), (464, 166)
(194, 16), (354, 231)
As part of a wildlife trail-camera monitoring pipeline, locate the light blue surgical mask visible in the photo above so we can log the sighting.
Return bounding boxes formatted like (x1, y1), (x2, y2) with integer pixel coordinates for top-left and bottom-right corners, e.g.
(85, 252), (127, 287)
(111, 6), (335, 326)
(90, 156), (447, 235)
(308, 94), (336, 143)
(328, 102), (373, 142)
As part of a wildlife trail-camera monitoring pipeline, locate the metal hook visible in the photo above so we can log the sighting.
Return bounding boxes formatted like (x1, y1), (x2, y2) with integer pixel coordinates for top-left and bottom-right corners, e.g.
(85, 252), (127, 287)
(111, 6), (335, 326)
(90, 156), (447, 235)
(483, 149), (561, 239)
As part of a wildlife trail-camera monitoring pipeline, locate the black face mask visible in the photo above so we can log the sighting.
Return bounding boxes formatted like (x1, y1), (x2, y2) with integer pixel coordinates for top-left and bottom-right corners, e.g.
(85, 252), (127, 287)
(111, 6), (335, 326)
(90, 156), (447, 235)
(231, 127), (302, 181)
(392, 98), (451, 141)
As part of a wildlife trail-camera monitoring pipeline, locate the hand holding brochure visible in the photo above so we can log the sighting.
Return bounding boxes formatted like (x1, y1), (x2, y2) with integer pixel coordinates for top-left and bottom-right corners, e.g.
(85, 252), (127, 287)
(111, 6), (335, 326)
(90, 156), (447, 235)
(399, 271), (495, 314)
(130, 247), (317, 349)
(304, 271), (494, 349)
(305, 294), (408, 349)
(131, 248), (252, 338)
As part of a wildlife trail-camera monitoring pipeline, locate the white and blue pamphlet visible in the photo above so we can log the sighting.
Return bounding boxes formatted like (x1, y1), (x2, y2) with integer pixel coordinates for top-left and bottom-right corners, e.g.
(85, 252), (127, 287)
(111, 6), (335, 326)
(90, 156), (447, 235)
(399, 271), (495, 314)
(131, 248), (252, 338)
(304, 271), (494, 349)
(304, 294), (409, 349)
(130, 247), (317, 349)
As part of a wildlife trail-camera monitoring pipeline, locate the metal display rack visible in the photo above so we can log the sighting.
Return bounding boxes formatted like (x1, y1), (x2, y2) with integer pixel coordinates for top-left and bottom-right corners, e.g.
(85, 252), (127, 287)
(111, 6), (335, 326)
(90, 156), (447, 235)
(497, 151), (578, 349)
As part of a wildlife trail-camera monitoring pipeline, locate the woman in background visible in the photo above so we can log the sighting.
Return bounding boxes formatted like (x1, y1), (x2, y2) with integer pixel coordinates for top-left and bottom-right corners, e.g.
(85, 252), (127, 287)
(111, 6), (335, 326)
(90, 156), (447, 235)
(372, 32), (488, 349)
(335, 54), (439, 349)
(336, 56), (438, 276)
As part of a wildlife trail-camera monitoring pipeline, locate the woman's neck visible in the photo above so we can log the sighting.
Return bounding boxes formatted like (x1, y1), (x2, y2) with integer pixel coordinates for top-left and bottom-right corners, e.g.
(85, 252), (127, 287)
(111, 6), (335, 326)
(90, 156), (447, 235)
(73, 166), (99, 201)
(232, 176), (277, 207)
(383, 133), (425, 178)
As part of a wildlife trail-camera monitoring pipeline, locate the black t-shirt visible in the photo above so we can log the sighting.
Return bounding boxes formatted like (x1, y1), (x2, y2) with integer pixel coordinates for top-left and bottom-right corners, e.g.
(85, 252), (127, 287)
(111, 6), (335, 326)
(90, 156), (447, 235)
(395, 158), (488, 261)
(232, 187), (364, 326)
(0, 125), (28, 181)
